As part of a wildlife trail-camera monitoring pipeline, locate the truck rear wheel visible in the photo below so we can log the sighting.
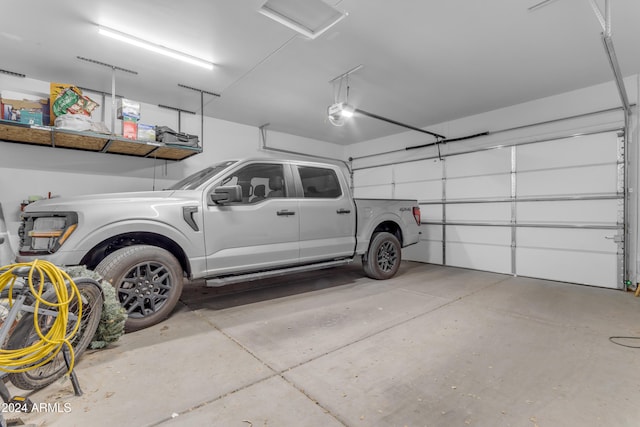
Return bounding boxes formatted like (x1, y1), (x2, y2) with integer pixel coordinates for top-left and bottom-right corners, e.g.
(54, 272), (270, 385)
(363, 232), (402, 280)
(95, 245), (183, 331)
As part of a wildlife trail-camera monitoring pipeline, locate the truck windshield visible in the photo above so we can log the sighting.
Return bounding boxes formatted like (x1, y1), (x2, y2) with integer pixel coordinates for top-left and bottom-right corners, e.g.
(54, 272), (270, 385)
(168, 161), (237, 190)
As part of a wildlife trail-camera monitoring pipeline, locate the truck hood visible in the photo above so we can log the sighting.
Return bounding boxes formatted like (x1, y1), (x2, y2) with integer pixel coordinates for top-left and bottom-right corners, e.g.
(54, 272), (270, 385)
(24, 190), (199, 213)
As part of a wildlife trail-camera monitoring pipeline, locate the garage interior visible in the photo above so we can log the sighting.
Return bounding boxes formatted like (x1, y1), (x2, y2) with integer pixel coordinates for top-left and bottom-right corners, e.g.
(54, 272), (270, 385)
(1, 0), (640, 426)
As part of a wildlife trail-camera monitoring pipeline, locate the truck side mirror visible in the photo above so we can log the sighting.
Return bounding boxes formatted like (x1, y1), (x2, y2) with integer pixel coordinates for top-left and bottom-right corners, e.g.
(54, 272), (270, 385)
(209, 185), (243, 205)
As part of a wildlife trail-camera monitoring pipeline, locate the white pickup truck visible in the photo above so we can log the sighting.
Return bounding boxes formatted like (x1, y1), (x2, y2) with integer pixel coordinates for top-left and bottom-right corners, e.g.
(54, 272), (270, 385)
(17, 158), (421, 330)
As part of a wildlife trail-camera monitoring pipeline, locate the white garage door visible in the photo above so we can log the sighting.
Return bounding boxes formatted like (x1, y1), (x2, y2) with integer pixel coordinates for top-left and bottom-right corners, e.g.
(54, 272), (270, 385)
(353, 130), (625, 289)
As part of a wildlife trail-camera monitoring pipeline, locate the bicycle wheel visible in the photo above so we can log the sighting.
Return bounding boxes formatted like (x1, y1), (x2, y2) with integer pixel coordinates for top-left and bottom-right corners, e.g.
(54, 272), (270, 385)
(6, 278), (104, 390)
(0, 285), (45, 347)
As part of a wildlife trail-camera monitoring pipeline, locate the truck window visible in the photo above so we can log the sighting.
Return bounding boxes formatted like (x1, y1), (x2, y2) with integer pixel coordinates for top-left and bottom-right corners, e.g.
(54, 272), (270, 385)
(298, 166), (342, 198)
(169, 160), (237, 190)
(219, 163), (286, 203)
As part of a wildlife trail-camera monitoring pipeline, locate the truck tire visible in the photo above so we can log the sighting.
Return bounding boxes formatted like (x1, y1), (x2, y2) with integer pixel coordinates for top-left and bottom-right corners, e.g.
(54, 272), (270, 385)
(95, 245), (183, 331)
(363, 232), (401, 280)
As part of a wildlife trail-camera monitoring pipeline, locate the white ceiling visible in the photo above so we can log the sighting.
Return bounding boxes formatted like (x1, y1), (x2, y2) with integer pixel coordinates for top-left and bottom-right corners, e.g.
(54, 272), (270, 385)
(2, 0), (639, 145)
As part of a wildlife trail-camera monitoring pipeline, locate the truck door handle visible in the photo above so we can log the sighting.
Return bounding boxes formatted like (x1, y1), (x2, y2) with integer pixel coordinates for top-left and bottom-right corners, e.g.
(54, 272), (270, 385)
(336, 209), (351, 214)
(277, 210), (296, 216)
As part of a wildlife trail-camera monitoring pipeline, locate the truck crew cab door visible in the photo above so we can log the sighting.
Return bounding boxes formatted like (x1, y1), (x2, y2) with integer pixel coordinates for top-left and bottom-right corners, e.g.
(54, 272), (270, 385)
(202, 162), (299, 276)
(294, 164), (356, 262)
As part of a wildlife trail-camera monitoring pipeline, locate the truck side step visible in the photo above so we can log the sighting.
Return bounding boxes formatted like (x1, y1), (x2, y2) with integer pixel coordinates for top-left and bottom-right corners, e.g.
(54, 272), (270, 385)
(205, 258), (354, 287)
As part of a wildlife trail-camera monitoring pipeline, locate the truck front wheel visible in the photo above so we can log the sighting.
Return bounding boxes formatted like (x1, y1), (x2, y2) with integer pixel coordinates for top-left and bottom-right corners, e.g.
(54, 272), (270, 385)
(363, 232), (402, 280)
(95, 245), (184, 331)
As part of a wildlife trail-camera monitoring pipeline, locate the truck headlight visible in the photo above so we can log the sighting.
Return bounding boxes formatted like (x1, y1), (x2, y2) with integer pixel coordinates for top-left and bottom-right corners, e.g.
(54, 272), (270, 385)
(20, 212), (78, 254)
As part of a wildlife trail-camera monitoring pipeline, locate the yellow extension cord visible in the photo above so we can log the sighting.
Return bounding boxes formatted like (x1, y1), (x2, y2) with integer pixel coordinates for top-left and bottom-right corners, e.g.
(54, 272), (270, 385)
(0, 260), (82, 374)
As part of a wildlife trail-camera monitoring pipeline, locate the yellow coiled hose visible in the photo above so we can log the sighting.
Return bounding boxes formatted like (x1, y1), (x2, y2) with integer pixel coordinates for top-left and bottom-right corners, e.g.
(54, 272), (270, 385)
(0, 260), (82, 374)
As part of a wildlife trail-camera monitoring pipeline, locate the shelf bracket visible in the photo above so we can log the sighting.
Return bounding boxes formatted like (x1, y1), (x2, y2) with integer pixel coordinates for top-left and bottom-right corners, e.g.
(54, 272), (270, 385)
(178, 83), (221, 150)
(145, 146), (161, 158)
(101, 139), (114, 153)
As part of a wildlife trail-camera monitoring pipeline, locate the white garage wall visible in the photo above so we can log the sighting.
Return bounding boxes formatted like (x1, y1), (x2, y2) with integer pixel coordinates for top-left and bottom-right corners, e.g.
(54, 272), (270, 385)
(347, 76), (640, 288)
(0, 74), (345, 251)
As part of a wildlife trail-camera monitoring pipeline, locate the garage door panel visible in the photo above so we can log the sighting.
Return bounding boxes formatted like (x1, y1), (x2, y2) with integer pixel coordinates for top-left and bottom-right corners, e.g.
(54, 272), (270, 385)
(517, 228), (617, 254)
(447, 202), (511, 222)
(415, 179), (442, 201)
(421, 223), (443, 240)
(421, 204), (443, 222)
(517, 199), (619, 226)
(353, 184), (393, 199)
(396, 181), (441, 201)
(394, 160), (442, 182)
(517, 248), (617, 288)
(404, 240), (442, 264)
(446, 149), (511, 177)
(447, 175), (511, 200)
(447, 225), (510, 246)
(517, 164), (617, 197)
(353, 166), (392, 186)
(446, 243), (511, 274)
(517, 133), (618, 171)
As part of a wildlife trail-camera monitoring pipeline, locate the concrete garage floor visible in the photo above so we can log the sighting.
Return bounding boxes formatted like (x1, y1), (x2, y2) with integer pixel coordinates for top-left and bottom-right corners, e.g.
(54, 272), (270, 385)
(10, 262), (640, 427)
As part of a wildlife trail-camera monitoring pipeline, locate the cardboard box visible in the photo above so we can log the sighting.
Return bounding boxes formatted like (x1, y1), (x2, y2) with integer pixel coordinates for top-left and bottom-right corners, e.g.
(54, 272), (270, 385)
(19, 110), (43, 125)
(137, 123), (156, 142)
(122, 119), (137, 140)
(1, 97), (49, 125)
(117, 98), (140, 121)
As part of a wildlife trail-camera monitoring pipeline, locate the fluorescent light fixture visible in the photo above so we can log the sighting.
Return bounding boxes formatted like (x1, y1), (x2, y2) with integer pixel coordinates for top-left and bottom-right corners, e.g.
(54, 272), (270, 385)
(98, 26), (214, 70)
(258, 0), (346, 39)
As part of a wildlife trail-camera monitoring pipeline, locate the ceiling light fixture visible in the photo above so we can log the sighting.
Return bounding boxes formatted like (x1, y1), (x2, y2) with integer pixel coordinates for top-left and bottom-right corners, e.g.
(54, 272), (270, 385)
(328, 66), (361, 126)
(339, 103), (355, 118)
(327, 102), (354, 126)
(98, 26), (214, 70)
(258, 0), (346, 39)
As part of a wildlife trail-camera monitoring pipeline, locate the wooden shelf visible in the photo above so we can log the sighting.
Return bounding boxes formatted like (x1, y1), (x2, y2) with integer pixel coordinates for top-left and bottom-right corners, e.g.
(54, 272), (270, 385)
(0, 120), (201, 161)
